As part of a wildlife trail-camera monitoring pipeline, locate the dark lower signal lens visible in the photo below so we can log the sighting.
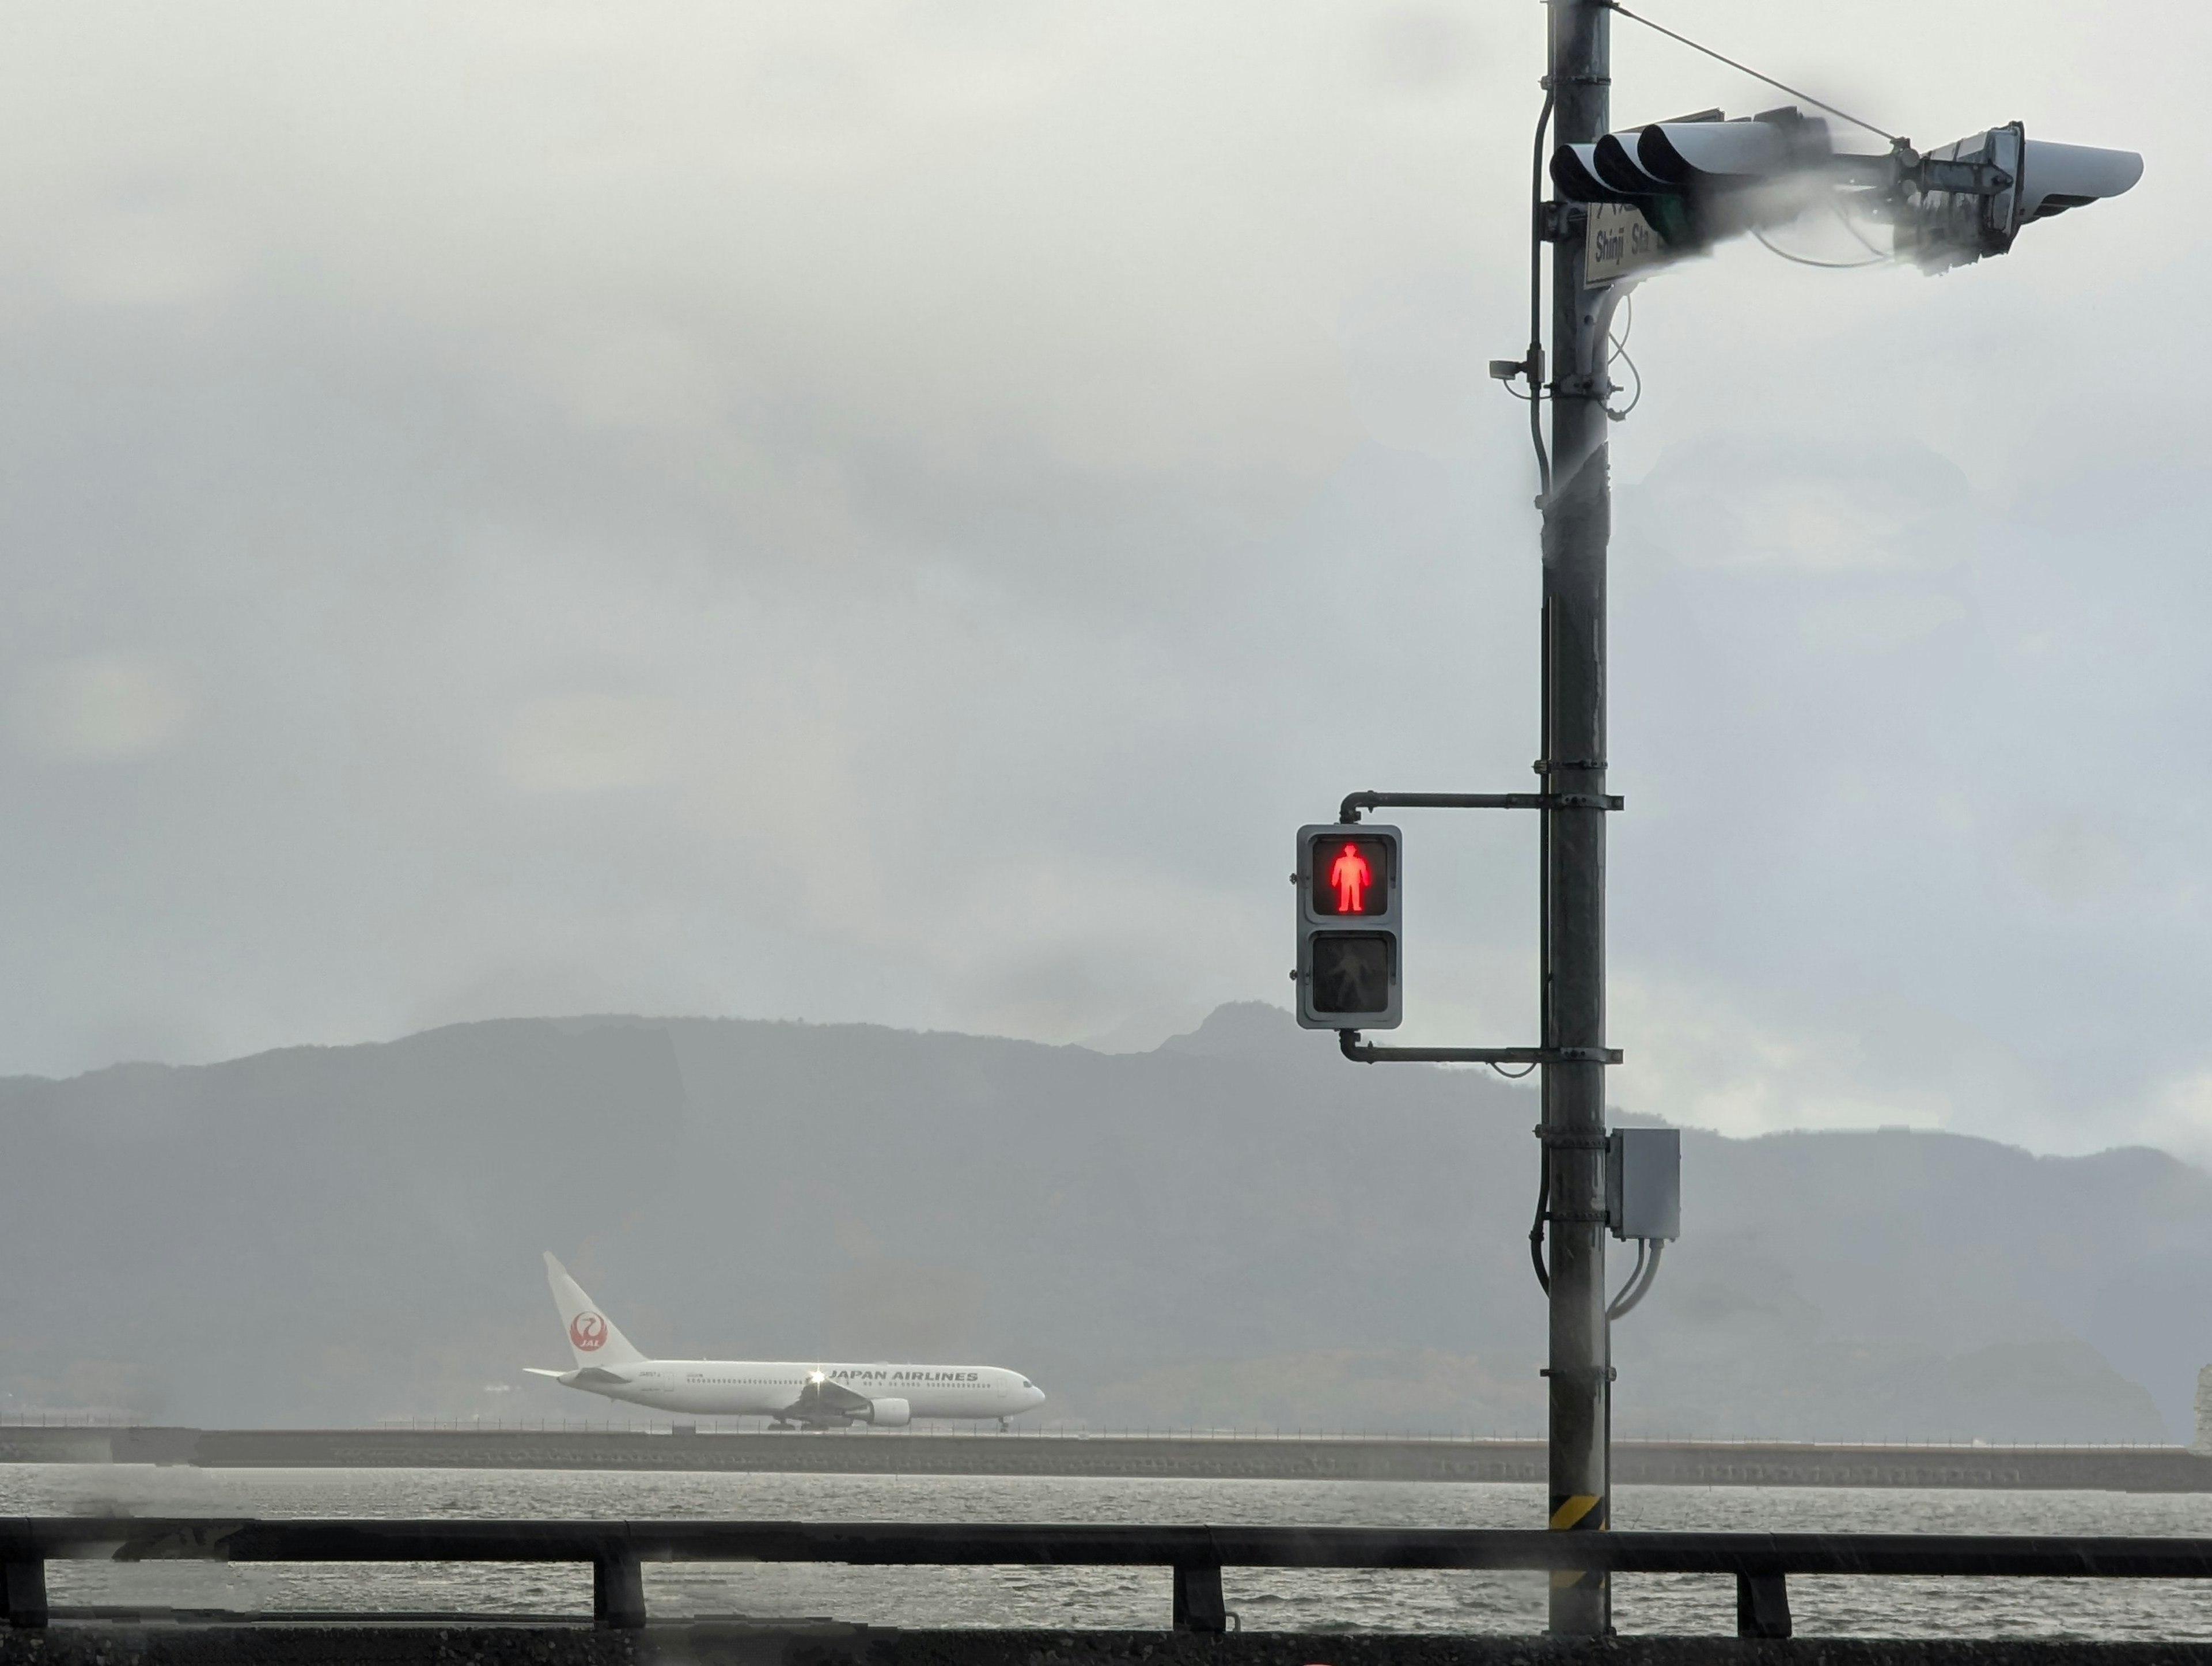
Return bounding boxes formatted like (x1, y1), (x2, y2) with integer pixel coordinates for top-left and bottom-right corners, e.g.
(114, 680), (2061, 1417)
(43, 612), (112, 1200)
(1312, 934), (1392, 1015)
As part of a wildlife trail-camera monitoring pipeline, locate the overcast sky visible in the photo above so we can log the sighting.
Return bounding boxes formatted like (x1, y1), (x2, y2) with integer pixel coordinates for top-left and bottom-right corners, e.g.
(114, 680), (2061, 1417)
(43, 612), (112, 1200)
(0, 1), (2200, 1160)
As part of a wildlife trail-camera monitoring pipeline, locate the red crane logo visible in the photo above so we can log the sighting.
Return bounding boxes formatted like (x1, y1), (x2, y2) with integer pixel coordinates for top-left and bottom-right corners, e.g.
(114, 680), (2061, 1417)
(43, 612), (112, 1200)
(1329, 842), (1373, 914)
(570, 1312), (607, 1352)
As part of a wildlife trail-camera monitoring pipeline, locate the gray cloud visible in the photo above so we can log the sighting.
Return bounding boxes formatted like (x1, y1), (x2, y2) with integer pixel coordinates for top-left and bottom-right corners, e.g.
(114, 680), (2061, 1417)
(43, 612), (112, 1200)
(0, 1), (2200, 1165)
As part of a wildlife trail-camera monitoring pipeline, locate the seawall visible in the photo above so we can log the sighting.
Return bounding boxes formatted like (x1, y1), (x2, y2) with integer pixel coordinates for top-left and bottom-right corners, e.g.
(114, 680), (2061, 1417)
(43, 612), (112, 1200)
(4, 1426), (2208, 1491)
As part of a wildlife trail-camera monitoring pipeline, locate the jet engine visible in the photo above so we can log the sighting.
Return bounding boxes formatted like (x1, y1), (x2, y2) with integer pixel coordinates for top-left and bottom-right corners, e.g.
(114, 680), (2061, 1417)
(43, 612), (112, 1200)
(782, 1372), (912, 1429)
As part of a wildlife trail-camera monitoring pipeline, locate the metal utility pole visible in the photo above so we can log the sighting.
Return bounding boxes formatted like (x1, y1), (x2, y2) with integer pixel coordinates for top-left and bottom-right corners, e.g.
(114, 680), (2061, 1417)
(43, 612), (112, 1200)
(1540, 0), (1613, 1638)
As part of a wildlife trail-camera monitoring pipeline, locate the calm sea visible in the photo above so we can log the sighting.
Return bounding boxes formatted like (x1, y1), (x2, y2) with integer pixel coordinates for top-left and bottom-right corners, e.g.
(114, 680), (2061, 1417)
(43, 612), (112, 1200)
(6, 1464), (2212, 1639)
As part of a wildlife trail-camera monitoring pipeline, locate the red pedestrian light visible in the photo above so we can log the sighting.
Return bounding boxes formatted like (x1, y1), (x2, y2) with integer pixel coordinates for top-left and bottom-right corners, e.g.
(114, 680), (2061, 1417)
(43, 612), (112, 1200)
(1307, 834), (1391, 918)
(1328, 842), (1372, 914)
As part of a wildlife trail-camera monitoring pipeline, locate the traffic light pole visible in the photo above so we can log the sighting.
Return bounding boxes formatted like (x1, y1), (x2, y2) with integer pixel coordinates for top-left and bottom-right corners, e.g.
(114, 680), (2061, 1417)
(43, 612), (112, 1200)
(1540, 0), (1613, 1638)
(1322, 0), (2138, 1641)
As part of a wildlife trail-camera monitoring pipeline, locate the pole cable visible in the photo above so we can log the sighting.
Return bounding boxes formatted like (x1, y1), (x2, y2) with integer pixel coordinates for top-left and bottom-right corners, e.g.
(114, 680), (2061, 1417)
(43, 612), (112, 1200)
(1751, 228), (1887, 268)
(1605, 1238), (1647, 1316)
(1606, 1239), (1665, 1319)
(1529, 1139), (1552, 1294)
(1831, 197), (1890, 258)
(1524, 84), (1556, 501)
(1531, 35), (1557, 1301)
(1605, 302), (1643, 421)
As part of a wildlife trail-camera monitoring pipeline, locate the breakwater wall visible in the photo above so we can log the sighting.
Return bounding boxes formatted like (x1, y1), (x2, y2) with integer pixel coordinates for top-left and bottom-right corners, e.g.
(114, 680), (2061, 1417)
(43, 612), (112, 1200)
(3, 1426), (2208, 1491)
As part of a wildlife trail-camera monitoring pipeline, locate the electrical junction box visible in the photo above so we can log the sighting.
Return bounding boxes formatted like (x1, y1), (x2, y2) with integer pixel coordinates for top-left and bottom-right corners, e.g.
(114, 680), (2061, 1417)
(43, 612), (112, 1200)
(1607, 1127), (1680, 1242)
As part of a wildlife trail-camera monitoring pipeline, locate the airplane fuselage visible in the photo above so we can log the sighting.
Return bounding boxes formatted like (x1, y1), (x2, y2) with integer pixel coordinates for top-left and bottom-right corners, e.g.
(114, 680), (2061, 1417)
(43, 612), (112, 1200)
(551, 1359), (1041, 1422)
(534, 1252), (1047, 1426)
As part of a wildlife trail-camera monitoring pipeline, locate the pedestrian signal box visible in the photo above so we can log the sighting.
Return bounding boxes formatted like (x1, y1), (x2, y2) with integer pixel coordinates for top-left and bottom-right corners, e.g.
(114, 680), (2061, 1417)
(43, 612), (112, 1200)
(1294, 824), (1402, 1030)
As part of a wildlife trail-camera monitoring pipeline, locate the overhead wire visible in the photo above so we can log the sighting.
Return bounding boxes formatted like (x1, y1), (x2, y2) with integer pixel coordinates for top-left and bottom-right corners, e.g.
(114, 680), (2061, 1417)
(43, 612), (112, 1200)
(1600, 0), (1898, 143)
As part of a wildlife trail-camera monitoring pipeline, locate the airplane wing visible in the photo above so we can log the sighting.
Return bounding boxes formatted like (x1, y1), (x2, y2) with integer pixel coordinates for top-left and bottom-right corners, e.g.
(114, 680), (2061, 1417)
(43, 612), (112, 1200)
(526, 1365), (633, 1386)
(782, 1376), (873, 1419)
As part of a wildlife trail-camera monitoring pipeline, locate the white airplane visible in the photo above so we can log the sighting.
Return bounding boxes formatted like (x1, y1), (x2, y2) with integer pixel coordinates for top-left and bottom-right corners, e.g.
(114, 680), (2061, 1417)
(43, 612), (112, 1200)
(526, 1252), (1048, 1430)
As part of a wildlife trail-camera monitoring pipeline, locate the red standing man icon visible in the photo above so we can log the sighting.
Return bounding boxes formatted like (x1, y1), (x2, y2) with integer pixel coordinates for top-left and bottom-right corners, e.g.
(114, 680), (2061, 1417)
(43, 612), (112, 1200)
(1329, 842), (1373, 914)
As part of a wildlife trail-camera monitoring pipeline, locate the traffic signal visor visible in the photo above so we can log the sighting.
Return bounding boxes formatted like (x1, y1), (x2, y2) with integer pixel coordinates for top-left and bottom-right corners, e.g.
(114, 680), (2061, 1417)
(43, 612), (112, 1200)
(1902, 123), (2142, 272)
(1552, 108), (1835, 258)
(2016, 139), (2143, 224)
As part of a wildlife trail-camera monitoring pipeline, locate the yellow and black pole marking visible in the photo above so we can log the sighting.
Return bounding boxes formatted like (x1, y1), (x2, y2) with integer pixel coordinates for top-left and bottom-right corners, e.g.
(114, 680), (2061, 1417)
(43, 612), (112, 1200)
(1548, 1491), (1609, 1593)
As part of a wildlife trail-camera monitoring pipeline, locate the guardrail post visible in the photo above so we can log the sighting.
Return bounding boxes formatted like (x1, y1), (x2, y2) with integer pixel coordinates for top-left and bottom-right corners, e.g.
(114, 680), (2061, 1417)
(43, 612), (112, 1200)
(2, 1558), (47, 1629)
(1736, 1570), (1790, 1639)
(1171, 1563), (1226, 1633)
(594, 1553), (646, 1630)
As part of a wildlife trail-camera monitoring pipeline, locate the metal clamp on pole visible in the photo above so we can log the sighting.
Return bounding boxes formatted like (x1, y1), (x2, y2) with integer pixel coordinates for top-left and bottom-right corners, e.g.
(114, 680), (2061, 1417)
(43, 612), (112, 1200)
(1339, 789), (1622, 823)
(1539, 1365), (1618, 1384)
(1339, 1033), (1623, 1066)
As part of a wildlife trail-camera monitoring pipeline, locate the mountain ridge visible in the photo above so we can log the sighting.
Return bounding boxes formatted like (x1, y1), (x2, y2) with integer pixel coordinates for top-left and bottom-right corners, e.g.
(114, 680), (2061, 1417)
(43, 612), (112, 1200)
(1, 1002), (2195, 1441)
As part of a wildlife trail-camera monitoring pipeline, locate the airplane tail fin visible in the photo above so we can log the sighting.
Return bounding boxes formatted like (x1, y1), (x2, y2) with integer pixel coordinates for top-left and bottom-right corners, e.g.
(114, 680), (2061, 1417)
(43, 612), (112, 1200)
(543, 1251), (649, 1368)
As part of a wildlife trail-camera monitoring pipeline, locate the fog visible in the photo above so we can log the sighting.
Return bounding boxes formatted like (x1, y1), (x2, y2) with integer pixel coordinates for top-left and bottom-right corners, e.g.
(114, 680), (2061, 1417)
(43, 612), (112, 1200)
(0, 0), (2202, 1175)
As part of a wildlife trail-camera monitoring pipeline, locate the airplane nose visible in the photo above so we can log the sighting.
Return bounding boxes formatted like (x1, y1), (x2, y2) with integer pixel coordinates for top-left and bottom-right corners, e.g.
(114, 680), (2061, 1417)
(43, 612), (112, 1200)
(1027, 1386), (1047, 1409)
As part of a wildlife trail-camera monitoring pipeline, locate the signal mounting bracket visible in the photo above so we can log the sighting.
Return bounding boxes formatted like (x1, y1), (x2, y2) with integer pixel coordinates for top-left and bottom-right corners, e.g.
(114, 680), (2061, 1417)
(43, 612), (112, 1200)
(1324, 787), (1624, 1067)
(1339, 1034), (1623, 1066)
(1539, 199), (1580, 243)
(1339, 789), (1622, 823)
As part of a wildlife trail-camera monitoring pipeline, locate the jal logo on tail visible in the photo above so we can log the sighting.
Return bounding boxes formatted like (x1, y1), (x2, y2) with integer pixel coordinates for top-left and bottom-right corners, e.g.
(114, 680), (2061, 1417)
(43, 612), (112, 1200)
(570, 1312), (608, 1352)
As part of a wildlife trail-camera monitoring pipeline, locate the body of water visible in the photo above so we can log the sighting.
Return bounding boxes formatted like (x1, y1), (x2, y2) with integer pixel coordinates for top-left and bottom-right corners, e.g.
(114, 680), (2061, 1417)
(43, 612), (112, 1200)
(6, 1464), (2211, 1639)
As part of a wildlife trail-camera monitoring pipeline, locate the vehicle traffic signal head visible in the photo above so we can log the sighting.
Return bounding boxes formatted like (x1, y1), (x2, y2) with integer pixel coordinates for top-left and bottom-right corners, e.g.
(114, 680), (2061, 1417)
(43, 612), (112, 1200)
(1552, 107), (1835, 259)
(1294, 824), (1402, 1031)
(1896, 123), (2142, 272)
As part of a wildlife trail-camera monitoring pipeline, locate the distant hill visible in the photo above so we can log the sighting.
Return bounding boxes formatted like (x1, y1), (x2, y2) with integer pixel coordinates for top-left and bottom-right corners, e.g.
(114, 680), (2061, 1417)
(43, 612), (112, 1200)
(0, 1002), (2198, 1441)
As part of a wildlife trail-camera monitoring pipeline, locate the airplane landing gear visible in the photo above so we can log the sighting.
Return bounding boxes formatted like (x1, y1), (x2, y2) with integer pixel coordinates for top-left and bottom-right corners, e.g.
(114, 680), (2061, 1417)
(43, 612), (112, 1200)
(997, 1418), (1010, 1432)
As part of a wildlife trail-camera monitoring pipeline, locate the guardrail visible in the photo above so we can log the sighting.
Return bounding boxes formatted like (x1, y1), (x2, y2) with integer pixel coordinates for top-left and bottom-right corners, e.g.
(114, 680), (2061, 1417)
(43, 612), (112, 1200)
(7, 1519), (2212, 1641)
